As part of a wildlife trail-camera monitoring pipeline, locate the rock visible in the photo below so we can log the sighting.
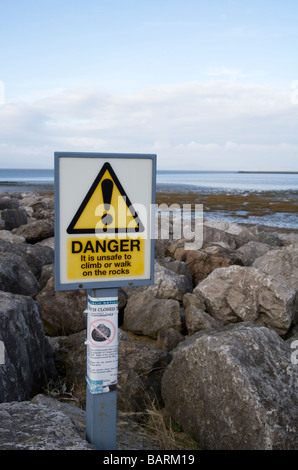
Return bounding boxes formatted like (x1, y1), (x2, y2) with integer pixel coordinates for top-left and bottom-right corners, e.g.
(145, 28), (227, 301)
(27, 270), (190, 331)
(32, 394), (161, 450)
(36, 276), (87, 336)
(0, 291), (57, 402)
(0, 394), (160, 451)
(278, 232), (298, 248)
(0, 239), (54, 281)
(153, 259), (192, 300)
(176, 248), (243, 286)
(123, 259), (192, 303)
(253, 247), (298, 315)
(156, 327), (185, 352)
(12, 219), (54, 243)
(39, 263), (55, 290)
(203, 220), (244, 235)
(194, 265), (295, 336)
(0, 252), (40, 296)
(158, 257), (193, 285)
(49, 331), (171, 415)
(0, 230), (25, 243)
(0, 196), (20, 210)
(183, 292), (206, 311)
(236, 241), (275, 265)
(155, 238), (168, 258)
(49, 330), (86, 404)
(36, 236), (55, 249)
(0, 400), (94, 450)
(123, 295), (181, 339)
(234, 225), (282, 248)
(118, 287), (128, 311)
(161, 323), (298, 450)
(202, 224), (238, 250)
(184, 305), (217, 335)
(0, 207), (27, 230)
(118, 340), (171, 413)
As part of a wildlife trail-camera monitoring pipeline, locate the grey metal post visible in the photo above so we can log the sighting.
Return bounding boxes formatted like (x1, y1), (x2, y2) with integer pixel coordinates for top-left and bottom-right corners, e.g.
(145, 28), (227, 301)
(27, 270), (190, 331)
(86, 288), (118, 450)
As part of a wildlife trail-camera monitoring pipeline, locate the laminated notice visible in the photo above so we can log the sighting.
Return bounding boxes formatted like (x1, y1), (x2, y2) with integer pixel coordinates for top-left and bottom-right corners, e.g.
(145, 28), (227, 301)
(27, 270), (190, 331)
(86, 294), (118, 394)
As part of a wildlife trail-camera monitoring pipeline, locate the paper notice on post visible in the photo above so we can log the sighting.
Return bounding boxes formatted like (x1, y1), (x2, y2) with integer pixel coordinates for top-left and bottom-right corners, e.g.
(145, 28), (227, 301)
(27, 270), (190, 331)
(86, 294), (118, 394)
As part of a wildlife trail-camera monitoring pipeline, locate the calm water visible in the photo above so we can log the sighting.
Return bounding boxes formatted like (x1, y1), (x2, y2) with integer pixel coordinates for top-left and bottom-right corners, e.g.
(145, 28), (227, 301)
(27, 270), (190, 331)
(156, 171), (298, 193)
(0, 168), (297, 228)
(1, 168), (298, 192)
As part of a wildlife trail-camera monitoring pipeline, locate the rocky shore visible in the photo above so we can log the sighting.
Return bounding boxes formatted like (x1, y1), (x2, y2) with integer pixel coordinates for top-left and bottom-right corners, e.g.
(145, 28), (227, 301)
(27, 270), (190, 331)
(0, 190), (297, 450)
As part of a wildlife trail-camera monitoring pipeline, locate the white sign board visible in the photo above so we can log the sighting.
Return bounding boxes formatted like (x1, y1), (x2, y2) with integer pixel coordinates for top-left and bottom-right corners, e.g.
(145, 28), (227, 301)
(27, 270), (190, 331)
(55, 153), (156, 291)
(86, 294), (118, 394)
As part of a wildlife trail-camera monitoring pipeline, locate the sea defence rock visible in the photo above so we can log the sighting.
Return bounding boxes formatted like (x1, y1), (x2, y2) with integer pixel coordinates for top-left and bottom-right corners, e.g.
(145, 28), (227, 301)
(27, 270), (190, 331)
(0, 252), (40, 296)
(117, 339), (171, 413)
(0, 399), (95, 450)
(0, 208), (27, 231)
(0, 393), (161, 450)
(36, 276), (87, 336)
(1, 191), (298, 449)
(0, 291), (57, 402)
(123, 258), (192, 303)
(0, 239), (54, 282)
(12, 219), (54, 243)
(49, 330), (171, 413)
(253, 247), (298, 316)
(194, 265), (296, 336)
(161, 323), (298, 450)
(123, 295), (181, 339)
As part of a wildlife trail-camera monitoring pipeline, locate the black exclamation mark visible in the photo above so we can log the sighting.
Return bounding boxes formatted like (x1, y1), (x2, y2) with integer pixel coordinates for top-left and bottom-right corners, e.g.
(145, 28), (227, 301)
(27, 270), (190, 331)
(101, 179), (113, 230)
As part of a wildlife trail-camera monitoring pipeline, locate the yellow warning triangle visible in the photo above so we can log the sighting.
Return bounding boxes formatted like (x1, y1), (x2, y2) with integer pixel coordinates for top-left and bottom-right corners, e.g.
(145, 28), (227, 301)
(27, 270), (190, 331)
(67, 162), (144, 234)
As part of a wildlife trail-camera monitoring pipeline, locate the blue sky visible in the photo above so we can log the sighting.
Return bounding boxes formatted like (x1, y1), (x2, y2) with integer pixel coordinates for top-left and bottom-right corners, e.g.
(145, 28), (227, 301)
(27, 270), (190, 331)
(0, 0), (297, 170)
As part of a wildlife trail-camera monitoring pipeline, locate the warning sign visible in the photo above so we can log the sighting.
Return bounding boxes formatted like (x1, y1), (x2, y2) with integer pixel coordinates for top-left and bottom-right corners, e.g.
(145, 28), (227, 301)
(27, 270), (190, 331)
(67, 162), (144, 234)
(86, 294), (118, 394)
(54, 153), (156, 290)
(67, 237), (145, 280)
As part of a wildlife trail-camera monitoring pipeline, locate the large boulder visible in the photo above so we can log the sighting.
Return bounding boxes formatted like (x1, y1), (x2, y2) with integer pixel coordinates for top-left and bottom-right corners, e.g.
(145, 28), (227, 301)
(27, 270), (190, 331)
(48, 330), (86, 405)
(178, 248), (243, 286)
(0, 291), (57, 402)
(123, 259), (192, 303)
(36, 276), (87, 336)
(118, 339), (171, 413)
(0, 207), (28, 231)
(0, 252), (40, 296)
(0, 400), (94, 450)
(49, 331), (171, 414)
(0, 239), (54, 281)
(194, 265), (295, 336)
(202, 224), (238, 250)
(236, 241), (276, 266)
(123, 294), (181, 339)
(161, 323), (298, 450)
(183, 293), (220, 335)
(12, 219), (54, 243)
(253, 247), (298, 315)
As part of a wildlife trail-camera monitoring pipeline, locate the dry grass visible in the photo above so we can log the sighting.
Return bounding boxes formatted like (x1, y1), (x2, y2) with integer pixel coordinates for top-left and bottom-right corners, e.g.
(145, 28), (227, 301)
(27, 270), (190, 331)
(142, 401), (199, 450)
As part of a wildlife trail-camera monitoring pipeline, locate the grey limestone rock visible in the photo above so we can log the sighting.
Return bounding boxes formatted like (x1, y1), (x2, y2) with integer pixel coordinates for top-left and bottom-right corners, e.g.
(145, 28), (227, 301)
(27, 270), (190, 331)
(194, 265), (295, 336)
(0, 291), (57, 403)
(161, 323), (298, 450)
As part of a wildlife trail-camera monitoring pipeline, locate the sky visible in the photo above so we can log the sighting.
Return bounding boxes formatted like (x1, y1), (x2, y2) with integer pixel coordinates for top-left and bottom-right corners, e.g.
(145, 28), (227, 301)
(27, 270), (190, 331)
(0, 0), (297, 170)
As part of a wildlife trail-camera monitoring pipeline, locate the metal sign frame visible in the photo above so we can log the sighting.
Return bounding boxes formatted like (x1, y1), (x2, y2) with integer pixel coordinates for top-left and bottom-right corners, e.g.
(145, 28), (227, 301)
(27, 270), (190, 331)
(54, 152), (156, 291)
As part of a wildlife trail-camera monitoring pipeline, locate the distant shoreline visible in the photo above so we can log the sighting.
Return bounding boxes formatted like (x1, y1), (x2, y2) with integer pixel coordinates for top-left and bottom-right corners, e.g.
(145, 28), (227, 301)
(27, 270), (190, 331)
(238, 171), (298, 174)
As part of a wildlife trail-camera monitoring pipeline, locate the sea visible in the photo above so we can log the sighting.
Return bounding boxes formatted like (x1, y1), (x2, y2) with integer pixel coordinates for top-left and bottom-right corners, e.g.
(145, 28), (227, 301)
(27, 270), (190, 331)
(0, 168), (297, 229)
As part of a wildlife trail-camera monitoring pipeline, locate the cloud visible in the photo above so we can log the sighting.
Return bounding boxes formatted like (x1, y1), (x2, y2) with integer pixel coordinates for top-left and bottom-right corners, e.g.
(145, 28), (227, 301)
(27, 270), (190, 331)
(0, 80), (297, 170)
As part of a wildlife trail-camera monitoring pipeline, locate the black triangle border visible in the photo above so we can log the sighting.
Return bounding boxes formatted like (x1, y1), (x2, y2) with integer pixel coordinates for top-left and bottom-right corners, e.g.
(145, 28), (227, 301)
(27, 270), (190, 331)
(67, 162), (145, 234)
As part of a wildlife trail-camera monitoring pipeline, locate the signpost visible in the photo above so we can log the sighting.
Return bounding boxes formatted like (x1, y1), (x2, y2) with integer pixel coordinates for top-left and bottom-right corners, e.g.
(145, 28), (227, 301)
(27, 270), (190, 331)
(54, 152), (156, 449)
